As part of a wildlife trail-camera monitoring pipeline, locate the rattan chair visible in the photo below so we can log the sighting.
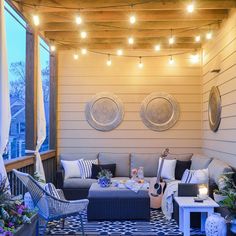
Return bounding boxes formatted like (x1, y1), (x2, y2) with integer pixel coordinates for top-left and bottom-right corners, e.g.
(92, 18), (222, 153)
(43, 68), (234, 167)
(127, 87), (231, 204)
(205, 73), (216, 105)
(13, 169), (89, 236)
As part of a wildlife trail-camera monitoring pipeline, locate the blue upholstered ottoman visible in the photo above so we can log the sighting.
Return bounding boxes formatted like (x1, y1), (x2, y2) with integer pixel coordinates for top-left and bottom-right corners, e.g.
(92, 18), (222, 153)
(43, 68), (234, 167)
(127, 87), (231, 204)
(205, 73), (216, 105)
(87, 183), (150, 221)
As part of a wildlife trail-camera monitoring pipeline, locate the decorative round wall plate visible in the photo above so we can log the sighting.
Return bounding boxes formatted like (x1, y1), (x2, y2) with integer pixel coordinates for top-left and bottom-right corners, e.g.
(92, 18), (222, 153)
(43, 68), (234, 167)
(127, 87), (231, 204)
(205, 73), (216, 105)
(85, 92), (124, 131)
(208, 86), (221, 132)
(140, 92), (180, 131)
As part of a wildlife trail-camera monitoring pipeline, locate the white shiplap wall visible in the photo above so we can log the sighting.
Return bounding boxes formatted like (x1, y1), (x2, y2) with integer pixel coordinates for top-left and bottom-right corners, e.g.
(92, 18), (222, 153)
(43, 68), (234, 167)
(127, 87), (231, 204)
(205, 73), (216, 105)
(57, 51), (202, 156)
(202, 9), (236, 167)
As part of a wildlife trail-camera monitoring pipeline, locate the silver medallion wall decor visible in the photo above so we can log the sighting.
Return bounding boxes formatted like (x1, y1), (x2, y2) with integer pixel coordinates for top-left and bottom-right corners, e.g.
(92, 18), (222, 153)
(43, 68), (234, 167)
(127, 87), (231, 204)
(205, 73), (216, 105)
(140, 92), (180, 131)
(208, 86), (221, 132)
(85, 92), (124, 131)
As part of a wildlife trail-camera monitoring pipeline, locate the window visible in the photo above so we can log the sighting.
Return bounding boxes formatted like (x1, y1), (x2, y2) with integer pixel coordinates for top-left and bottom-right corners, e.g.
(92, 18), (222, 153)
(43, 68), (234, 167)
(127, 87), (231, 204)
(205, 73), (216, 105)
(4, 2), (27, 160)
(39, 38), (50, 151)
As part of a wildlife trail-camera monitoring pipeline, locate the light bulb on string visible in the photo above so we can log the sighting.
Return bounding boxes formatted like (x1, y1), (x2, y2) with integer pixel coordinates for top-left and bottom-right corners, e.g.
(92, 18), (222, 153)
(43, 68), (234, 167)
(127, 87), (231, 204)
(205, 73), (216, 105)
(128, 37), (134, 45)
(187, 3), (194, 13)
(73, 53), (79, 60)
(106, 54), (112, 66)
(117, 49), (123, 56)
(154, 44), (161, 51)
(50, 41), (56, 52)
(32, 14), (40, 26)
(168, 29), (175, 45)
(129, 15), (136, 24)
(138, 57), (143, 68)
(80, 31), (87, 39)
(206, 31), (212, 40)
(190, 52), (199, 64)
(169, 55), (174, 65)
(81, 48), (87, 55)
(76, 15), (82, 25)
(195, 35), (201, 42)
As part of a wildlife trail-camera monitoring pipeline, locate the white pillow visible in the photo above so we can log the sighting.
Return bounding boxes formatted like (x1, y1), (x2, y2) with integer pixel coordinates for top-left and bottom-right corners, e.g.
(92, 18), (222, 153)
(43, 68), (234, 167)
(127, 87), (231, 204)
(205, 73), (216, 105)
(61, 160), (82, 179)
(181, 168), (209, 184)
(157, 158), (177, 180)
(78, 159), (98, 179)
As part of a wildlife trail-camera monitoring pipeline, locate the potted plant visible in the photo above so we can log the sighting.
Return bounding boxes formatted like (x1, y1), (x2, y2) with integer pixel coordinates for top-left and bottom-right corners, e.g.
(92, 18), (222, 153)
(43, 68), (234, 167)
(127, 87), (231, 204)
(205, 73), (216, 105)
(213, 172), (236, 203)
(97, 169), (112, 187)
(0, 175), (37, 236)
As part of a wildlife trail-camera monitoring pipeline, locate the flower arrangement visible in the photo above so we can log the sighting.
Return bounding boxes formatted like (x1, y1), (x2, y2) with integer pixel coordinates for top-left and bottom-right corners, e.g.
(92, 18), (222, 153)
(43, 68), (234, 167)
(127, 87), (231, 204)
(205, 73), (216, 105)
(131, 168), (138, 180)
(0, 175), (34, 236)
(215, 172), (236, 196)
(97, 169), (112, 187)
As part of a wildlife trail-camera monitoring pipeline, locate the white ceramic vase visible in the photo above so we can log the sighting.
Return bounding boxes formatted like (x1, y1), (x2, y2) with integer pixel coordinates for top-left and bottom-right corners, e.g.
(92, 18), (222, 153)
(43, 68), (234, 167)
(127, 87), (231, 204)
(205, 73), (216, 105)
(205, 213), (227, 236)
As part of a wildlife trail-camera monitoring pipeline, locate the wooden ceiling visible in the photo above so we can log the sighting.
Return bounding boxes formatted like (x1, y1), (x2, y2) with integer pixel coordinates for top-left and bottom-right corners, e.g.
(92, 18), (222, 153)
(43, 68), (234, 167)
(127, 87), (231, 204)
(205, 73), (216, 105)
(10, 0), (236, 52)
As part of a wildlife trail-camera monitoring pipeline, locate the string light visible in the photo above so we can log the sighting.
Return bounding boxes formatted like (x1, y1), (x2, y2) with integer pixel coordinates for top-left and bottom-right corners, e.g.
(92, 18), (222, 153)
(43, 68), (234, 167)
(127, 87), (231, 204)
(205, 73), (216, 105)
(154, 44), (161, 51)
(195, 35), (201, 42)
(169, 55), (174, 65)
(75, 15), (82, 25)
(117, 49), (123, 56)
(168, 29), (175, 45)
(187, 3), (194, 13)
(80, 31), (87, 39)
(32, 15), (40, 26)
(138, 57), (143, 68)
(50, 44), (56, 52)
(128, 37), (134, 45)
(206, 31), (212, 40)
(81, 48), (87, 55)
(190, 53), (199, 64)
(106, 54), (112, 66)
(73, 53), (79, 60)
(129, 15), (136, 24)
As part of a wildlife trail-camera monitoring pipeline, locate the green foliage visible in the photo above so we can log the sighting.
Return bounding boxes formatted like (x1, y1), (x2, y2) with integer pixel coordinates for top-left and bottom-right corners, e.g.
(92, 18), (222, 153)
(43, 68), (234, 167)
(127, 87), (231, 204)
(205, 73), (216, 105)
(97, 169), (113, 179)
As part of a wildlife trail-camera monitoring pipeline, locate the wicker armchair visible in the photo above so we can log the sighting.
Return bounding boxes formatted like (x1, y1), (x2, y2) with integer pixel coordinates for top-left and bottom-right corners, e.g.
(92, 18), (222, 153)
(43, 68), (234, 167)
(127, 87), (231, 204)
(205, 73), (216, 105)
(13, 169), (89, 236)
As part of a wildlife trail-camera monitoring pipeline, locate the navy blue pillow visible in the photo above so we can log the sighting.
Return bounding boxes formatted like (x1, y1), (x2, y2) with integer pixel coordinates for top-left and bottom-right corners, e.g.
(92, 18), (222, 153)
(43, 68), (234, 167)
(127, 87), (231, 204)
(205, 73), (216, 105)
(91, 163), (116, 179)
(175, 160), (192, 180)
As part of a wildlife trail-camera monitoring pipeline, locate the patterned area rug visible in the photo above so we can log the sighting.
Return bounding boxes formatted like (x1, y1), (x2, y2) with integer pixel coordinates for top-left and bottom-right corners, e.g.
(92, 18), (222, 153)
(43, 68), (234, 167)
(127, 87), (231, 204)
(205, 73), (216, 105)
(46, 209), (205, 236)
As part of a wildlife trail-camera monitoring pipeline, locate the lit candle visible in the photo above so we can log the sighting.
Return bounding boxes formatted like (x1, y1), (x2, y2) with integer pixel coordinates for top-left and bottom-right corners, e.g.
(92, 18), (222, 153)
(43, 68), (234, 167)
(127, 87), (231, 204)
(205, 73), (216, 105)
(198, 186), (208, 199)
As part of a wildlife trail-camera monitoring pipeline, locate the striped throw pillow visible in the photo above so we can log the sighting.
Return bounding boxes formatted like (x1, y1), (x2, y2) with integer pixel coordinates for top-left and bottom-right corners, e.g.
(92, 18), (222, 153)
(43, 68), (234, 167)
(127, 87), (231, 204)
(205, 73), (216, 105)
(181, 169), (194, 183)
(44, 183), (60, 199)
(78, 159), (98, 179)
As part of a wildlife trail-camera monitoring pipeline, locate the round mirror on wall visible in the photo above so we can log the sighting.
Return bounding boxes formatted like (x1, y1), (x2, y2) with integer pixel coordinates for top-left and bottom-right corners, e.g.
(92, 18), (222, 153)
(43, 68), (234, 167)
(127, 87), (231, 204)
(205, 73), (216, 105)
(140, 92), (180, 131)
(208, 86), (221, 132)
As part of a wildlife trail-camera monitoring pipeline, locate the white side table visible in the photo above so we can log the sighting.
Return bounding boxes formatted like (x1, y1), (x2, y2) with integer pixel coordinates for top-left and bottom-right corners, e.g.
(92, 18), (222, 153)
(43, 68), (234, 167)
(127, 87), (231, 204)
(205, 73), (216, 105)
(175, 197), (219, 236)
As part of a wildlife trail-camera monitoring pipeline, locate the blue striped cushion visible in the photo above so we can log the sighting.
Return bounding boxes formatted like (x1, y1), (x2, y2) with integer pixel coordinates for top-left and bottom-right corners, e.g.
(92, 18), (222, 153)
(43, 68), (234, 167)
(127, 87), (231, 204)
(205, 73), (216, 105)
(181, 169), (194, 183)
(44, 183), (60, 199)
(78, 159), (98, 179)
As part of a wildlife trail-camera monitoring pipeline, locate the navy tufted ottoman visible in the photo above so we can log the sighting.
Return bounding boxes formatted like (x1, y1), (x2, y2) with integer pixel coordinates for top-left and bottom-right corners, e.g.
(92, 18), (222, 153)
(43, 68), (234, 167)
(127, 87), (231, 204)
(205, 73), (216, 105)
(87, 183), (150, 221)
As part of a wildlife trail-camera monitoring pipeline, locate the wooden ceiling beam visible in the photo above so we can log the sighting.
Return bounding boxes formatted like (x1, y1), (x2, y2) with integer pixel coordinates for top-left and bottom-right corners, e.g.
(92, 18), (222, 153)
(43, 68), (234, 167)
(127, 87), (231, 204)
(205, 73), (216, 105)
(44, 29), (212, 39)
(17, 0), (236, 12)
(36, 10), (228, 23)
(39, 20), (220, 31)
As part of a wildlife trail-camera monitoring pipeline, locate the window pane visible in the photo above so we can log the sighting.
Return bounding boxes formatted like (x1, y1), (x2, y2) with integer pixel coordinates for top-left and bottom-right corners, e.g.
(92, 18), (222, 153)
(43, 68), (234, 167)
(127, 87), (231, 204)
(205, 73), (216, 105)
(4, 3), (26, 160)
(40, 38), (50, 151)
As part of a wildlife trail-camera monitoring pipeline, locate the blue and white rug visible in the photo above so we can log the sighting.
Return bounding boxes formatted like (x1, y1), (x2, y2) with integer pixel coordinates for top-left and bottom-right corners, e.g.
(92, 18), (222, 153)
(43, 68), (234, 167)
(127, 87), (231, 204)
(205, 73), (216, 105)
(46, 209), (205, 236)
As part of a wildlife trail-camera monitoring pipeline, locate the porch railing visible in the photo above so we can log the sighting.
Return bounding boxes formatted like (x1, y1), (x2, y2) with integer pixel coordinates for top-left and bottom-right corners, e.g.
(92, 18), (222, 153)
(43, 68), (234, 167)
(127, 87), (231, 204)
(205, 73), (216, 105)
(4, 150), (57, 196)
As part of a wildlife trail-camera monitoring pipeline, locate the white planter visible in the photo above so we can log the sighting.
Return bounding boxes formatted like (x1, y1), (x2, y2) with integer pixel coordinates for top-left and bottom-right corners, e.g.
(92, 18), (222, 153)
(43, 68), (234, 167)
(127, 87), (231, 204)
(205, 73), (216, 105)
(213, 193), (227, 203)
(205, 213), (227, 236)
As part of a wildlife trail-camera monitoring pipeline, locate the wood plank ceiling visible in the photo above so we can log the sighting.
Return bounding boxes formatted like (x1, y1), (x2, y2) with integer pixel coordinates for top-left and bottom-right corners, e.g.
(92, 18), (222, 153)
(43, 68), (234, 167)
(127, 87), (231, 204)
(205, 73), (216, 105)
(10, 0), (236, 52)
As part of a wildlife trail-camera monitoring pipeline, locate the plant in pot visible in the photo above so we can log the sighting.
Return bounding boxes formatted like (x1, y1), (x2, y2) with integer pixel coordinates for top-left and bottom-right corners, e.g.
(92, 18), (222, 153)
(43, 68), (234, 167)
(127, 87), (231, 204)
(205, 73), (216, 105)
(214, 172), (236, 204)
(97, 169), (112, 188)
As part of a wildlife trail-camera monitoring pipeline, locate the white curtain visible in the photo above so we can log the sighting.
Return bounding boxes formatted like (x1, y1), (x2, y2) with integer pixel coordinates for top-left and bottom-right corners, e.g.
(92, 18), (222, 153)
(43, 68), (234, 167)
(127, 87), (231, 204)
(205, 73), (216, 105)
(0, 0), (11, 190)
(35, 41), (46, 182)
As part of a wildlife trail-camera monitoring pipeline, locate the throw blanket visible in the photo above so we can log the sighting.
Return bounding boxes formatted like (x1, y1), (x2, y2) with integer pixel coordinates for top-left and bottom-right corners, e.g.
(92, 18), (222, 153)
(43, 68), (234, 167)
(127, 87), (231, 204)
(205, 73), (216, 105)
(161, 180), (180, 220)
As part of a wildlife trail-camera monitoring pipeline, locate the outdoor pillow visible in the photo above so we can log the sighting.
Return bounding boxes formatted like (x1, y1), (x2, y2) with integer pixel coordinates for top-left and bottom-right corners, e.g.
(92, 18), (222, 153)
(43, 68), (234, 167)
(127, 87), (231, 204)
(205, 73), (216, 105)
(44, 183), (60, 199)
(175, 160), (192, 180)
(91, 163), (116, 179)
(157, 157), (177, 180)
(78, 159), (98, 179)
(181, 168), (209, 184)
(61, 160), (82, 179)
(190, 154), (212, 170)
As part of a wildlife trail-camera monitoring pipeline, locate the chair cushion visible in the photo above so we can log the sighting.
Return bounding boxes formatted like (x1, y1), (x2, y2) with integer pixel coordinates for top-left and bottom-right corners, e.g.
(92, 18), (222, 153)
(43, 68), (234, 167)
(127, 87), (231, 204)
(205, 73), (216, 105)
(60, 153), (98, 161)
(91, 164), (116, 179)
(181, 169), (209, 184)
(63, 178), (97, 189)
(158, 158), (177, 180)
(167, 153), (193, 161)
(190, 154), (212, 170)
(175, 160), (192, 180)
(208, 159), (232, 185)
(98, 153), (130, 177)
(130, 153), (160, 177)
(44, 183), (60, 199)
